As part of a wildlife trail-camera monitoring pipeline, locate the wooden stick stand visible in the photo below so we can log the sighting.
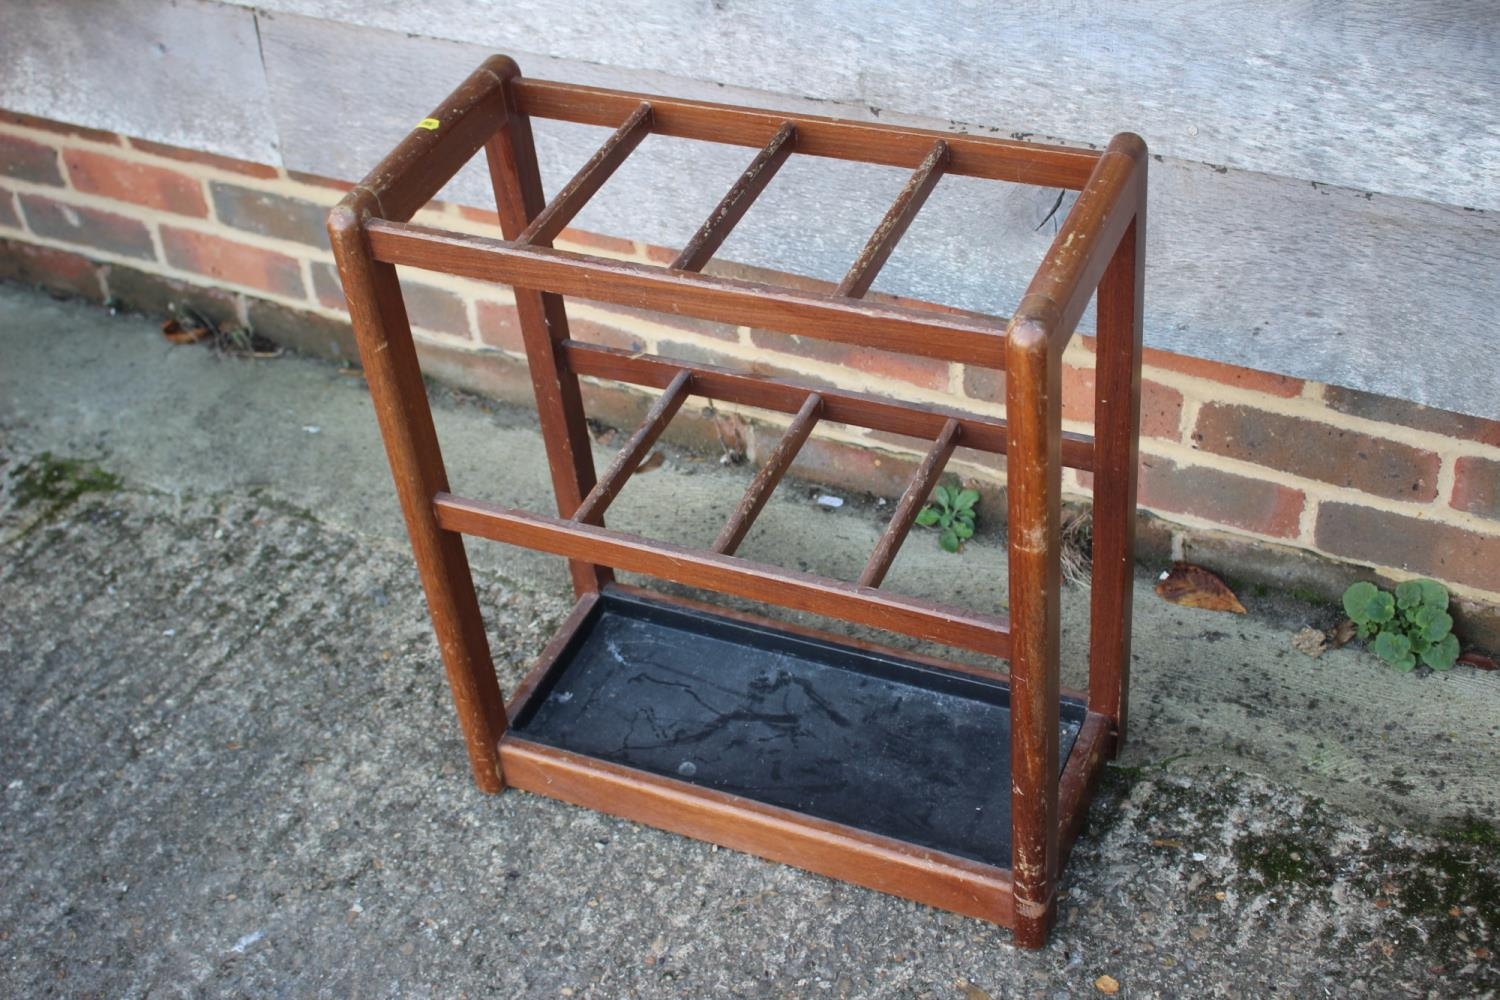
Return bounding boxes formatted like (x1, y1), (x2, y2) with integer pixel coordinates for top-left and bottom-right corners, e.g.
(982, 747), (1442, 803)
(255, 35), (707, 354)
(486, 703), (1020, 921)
(330, 55), (1146, 949)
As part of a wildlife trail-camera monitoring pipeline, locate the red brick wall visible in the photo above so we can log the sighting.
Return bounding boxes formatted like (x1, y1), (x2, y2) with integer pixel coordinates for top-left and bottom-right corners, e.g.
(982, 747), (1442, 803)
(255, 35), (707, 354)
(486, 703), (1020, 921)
(3, 108), (1500, 620)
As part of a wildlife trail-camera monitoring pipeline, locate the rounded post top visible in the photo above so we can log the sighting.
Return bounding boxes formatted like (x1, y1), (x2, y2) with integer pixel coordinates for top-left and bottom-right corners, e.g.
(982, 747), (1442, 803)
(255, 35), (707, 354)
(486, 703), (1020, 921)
(1106, 132), (1148, 162)
(480, 54), (523, 83)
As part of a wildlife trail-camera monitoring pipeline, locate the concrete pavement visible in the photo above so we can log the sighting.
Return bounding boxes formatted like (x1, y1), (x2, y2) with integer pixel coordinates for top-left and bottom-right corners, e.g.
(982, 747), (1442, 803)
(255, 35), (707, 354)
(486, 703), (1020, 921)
(1, 284), (1496, 996)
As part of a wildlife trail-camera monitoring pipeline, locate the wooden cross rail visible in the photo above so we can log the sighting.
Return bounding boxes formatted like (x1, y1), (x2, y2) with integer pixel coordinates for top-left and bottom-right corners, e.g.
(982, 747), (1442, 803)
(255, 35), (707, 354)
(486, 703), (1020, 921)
(516, 101), (654, 247)
(860, 418), (962, 588)
(572, 369), (692, 525)
(673, 121), (797, 272)
(838, 139), (949, 298)
(330, 53), (1146, 950)
(714, 392), (823, 555)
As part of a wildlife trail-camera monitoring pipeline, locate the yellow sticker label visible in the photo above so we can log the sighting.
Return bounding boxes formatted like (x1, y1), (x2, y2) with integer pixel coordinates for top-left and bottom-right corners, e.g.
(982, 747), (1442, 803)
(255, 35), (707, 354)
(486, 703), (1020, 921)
(416, 117), (441, 131)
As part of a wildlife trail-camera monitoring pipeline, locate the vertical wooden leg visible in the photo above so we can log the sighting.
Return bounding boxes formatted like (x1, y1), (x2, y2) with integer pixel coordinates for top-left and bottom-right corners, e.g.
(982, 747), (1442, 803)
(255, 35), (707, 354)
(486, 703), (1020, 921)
(1006, 320), (1062, 949)
(483, 64), (611, 597)
(329, 192), (508, 792)
(1088, 205), (1146, 752)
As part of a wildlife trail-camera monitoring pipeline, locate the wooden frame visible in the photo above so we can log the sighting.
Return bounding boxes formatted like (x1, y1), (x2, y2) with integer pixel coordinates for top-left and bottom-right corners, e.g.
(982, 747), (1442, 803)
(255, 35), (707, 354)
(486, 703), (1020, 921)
(330, 55), (1145, 949)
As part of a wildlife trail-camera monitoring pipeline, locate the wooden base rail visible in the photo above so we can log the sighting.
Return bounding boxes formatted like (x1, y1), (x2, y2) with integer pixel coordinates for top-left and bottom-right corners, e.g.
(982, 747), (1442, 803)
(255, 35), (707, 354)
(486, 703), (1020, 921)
(333, 54), (1144, 949)
(434, 491), (1013, 657)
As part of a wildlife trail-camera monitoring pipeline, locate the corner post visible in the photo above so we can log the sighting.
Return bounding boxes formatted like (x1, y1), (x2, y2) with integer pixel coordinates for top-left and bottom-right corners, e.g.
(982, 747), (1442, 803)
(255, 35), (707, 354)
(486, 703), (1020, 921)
(482, 57), (612, 597)
(1088, 154), (1147, 751)
(1006, 318), (1063, 949)
(328, 191), (508, 793)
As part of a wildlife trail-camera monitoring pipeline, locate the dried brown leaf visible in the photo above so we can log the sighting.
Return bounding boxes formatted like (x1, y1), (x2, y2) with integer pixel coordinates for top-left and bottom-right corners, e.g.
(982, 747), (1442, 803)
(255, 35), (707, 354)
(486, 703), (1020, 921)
(1458, 649), (1497, 671)
(1292, 626), (1328, 658)
(956, 980), (992, 1000)
(634, 450), (666, 474)
(1328, 618), (1358, 649)
(160, 318), (208, 344)
(1154, 562), (1246, 614)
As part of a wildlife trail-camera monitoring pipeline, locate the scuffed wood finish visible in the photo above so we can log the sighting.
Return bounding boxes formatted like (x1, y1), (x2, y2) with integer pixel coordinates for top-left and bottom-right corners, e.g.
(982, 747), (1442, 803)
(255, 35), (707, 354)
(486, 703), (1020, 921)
(517, 100), (653, 247)
(673, 121), (797, 272)
(327, 190), (507, 792)
(714, 393), (823, 555)
(1005, 317), (1064, 950)
(484, 65), (610, 595)
(859, 418), (961, 588)
(365, 219), (1010, 367)
(573, 369), (692, 525)
(333, 55), (1144, 948)
(500, 737), (1017, 925)
(838, 140), (948, 299)
(350, 54), (514, 224)
(433, 492), (1013, 658)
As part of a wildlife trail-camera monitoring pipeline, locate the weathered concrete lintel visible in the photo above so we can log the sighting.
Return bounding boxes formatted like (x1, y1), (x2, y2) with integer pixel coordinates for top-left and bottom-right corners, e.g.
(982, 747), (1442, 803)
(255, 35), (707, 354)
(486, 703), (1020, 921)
(2, 2), (1497, 419)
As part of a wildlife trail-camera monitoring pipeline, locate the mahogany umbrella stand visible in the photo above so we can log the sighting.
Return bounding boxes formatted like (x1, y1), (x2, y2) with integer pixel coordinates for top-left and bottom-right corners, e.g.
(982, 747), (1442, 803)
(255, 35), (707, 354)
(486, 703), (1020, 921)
(330, 55), (1146, 948)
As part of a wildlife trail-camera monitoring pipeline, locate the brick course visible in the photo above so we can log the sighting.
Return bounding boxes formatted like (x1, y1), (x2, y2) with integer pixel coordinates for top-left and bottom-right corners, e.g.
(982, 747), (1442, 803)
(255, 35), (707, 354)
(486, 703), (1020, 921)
(309, 261), (345, 310)
(750, 328), (950, 392)
(1144, 347), (1304, 398)
(63, 149), (207, 216)
(1315, 502), (1500, 594)
(1324, 384), (1500, 449)
(126, 137), (279, 180)
(1137, 455), (1305, 539)
(4, 110), (1500, 615)
(1452, 456), (1500, 519)
(210, 182), (332, 249)
(398, 280), (469, 337)
(0, 237), (104, 299)
(475, 300), (524, 353)
(20, 193), (155, 259)
(0, 133), (64, 186)
(1193, 402), (1442, 502)
(159, 226), (303, 297)
(1, 110), (119, 145)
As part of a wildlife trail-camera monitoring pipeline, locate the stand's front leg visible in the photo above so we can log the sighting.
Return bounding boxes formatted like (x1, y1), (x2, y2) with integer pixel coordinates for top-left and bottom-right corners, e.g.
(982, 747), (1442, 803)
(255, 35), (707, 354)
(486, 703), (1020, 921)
(1006, 318), (1063, 949)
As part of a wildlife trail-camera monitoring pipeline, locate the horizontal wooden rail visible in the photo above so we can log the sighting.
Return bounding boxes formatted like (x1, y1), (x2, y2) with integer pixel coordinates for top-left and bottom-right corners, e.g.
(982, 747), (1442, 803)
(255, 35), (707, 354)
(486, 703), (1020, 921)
(714, 393), (823, 555)
(518, 101), (654, 247)
(350, 57), (512, 223)
(838, 140), (948, 299)
(573, 369), (692, 524)
(435, 493), (1012, 658)
(563, 341), (1097, 471)
(366, 220), (1009, 367)
(860, 418), (961, 588)
(673, 121), (797, 272)
(512, 77), (1099, 189)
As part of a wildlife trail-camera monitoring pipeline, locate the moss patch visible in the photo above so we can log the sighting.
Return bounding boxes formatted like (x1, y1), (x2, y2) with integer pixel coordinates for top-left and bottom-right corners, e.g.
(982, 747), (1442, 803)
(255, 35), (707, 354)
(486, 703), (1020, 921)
(5, 452), (122, 539)
(1234, 831), (1334, 890)
(11, 452), (121, 512)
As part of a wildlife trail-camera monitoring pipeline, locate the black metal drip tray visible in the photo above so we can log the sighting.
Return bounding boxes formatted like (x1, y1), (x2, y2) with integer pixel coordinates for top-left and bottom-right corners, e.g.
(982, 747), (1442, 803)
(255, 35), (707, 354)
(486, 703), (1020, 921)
(513, 591), (1086, 867)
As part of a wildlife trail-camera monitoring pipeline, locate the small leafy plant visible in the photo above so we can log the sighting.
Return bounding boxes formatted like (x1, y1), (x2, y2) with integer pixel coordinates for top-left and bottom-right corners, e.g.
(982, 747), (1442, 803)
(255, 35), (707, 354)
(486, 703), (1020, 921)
(915, 485), (979, 554)
(1342, 578), (1459, 672)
